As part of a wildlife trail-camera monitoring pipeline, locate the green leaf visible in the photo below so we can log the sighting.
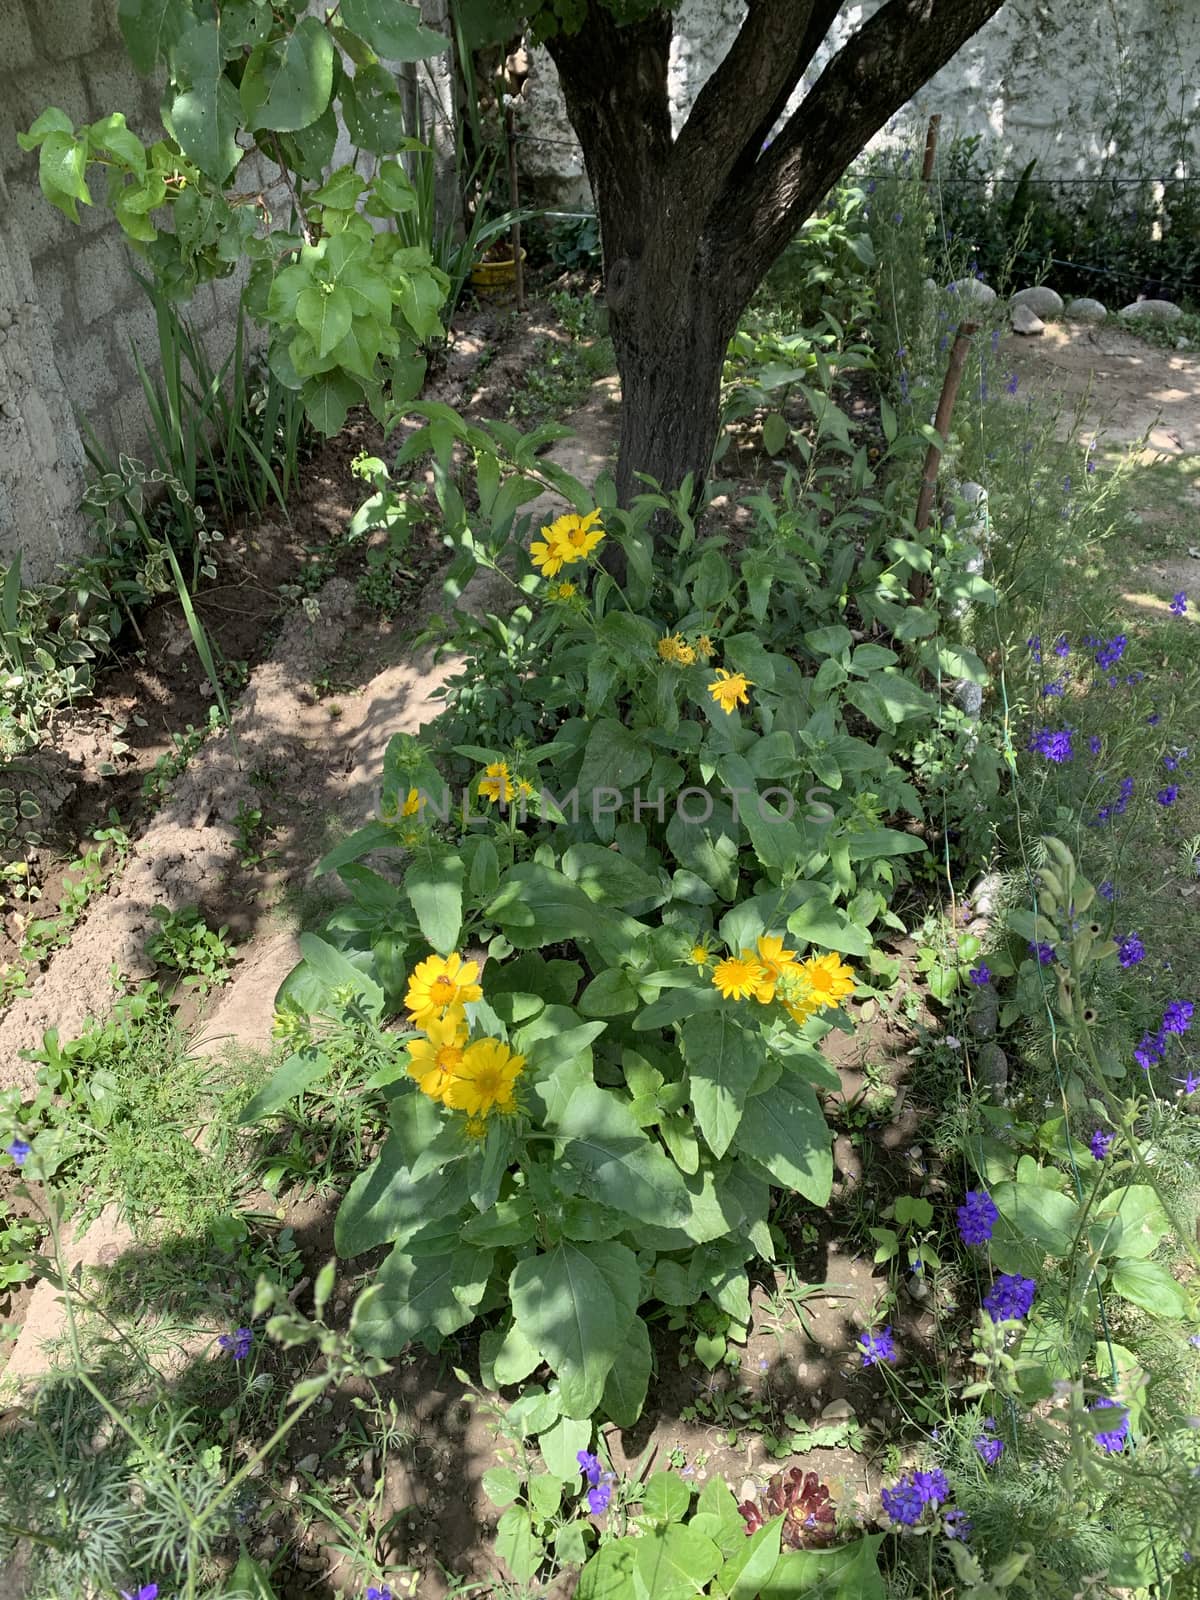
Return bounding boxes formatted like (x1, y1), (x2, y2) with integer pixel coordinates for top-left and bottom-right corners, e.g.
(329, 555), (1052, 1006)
(314, 819), (396, 875)
(309, 165), (367, 209)
(991, 1181), (1077, 1259)
(482, 1466), (523, 1508)
(642, 1471), (692, 1525)
(491, 1318), (542, 1385)
(735, 1079), (832, 1205)
(1110, 1259), (1192, 1320)
(296, 283), (354, 359)
(547, 1082), (691, 1225)
(88, 112), (146, 172)
(166, 16), (244, 182)
(681, 1011), (762, 1159)
(225, 1551), (278, 1599)
(36, 133), (91, 221)
(528, 1472), (563, 1520)
(351, 1242), (492, 1353)
(297, 931), (384, 1016)
(577, 1542), (639, 1600)
(722, 1520), (783, 1599)
(579, 969), (640, 1017)
(635, 1525), (722, 1599)
(786, 894), (871, 957)
(334, 1116), (452, 1255)
(805, 625), (853, 657)
(238, 1049), (331, 1124)
(240, 16), (334, 132)
(341, 0), (449, 60)
(1090, 1185), (1172, 1261)
(118, 0), (186, 74)
(495, 1504), (542, 1584)
(538, 1413), (592, 1481)
(760, 1534), (885, 1599)
(562, 842), (665, 909)
(509, 1241), (636, 1419)
(404, 853), (463, 955)
(342, 62), (410, 154)
(302, 369), (362, 434)
(761, 412), (789, 455)
(600, 1313), (651, 1427)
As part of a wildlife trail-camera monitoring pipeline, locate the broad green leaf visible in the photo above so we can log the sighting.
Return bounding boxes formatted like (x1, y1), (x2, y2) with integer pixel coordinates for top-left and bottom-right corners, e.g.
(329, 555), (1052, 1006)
(845, 827), (927, 862)
(760, 1533), (885, 1599)
(296, 283), (354, 359)
(722, 1519), (783, 1599)
(1110, 1259), (1192, 1320)
(538, 1414), (592, 1480)
(297, 931), (384, 1016)
(577, 1542), (639, 1600)
(225, 1551), (277, 1599)
(314, 820), (397, 875)
(562, 842), (665, 909)
(342, 62), (410, 154)
(461, 1194), (535, 1249)
(166, 17), (244, 182)
(579, 968), (640, 1017)
(991, 1181), (1077, 1259)
(642, 1471), (692, 1525)
(509, 1241), (635, 1419)
(681, 1011), (762, 1158)
(240, 17), (334, 131)
(495, 1504), (541, 1584)
(88, 112), (146, 173)
(341, 0), (449, 60)
(805, 625), (853, 657)
(1090, 1185), (1172, 1261)
(335, 1114), (451, 1256)
(237, 1049), (330, 1124)
(482, 1466), (523, 1507)
(635, 1525), (722, 1599)
(491, 1318), (542, 1385)
(404, 852), (463, 954)
(118, 0), (186, 73)
(547, 1082), (691, 1225)
(528, 1472), (563, 1519)
(302, 369), (362, 434)
(735, 1079), (832, 1206)
(761, 412), (789, 455)
(786, 894), (871, 957)
(37, 133), (91, 221)
(600, 1313), (651, 1427)
(351, 1242), (492, 1353)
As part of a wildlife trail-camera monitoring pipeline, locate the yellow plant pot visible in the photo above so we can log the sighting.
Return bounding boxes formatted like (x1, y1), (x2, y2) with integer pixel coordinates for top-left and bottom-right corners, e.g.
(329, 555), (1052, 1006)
(470, 249), (526, 292)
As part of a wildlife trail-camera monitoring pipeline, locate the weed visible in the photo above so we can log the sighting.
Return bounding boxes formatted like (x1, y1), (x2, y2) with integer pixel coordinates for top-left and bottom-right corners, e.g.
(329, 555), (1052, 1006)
(141, 708), (223, 806)
(145, 905), (237, 995)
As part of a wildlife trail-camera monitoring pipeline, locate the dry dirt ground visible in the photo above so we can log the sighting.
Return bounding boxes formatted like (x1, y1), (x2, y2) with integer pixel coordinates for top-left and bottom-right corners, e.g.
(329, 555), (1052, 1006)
(4, 314), (1200, 1596)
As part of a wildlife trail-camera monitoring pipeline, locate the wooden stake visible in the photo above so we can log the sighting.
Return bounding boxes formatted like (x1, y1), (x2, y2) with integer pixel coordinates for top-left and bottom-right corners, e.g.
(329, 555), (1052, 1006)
(504, 105), (525, 311)
(920, 113), (941, 184)
(910, 319), (978, 600)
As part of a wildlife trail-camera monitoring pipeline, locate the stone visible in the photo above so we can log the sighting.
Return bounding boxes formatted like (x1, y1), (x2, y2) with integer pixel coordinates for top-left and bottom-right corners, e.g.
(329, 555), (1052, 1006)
(1064, 297), (1107, 324)
(1011, 302), (1044, 336)
(1010, 285), (1063, 317)
(820, 1398), (855, 1421)
(977, 1042), (1008, 1098)
(1119, 298), (1182, 323)
(946, 277), (997, 307)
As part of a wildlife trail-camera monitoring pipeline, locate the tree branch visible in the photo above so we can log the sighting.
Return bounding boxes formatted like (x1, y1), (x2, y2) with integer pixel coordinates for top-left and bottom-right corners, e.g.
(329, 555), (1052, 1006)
(719, 0), (1005, 280)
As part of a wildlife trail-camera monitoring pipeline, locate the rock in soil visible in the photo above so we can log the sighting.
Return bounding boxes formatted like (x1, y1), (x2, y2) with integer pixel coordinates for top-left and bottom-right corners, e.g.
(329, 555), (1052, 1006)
(1064, 297), (1107, 323)
(1010, 285), (1063, 317)
(1011, 303), (1045, 336)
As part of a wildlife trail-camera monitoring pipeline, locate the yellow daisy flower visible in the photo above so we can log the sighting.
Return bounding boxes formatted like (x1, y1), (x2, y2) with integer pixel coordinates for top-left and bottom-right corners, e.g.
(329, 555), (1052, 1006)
(754, 933), (799, 1001)
(783, 995), (819, 1028)
(708, 668), (753, 715)
(712, 950), (771, 1002)
(406, 1011), (469, 1103)
(688, 940), (713, 969)
(531, 536), (569, 577)
(799, 951), (856, 1008)
(517, 778), (535, 799)
(401, 787), (421, 817)
(546, 580), (577, 601)
(696, 634), (715, 660)
(443, 1037), (525, 1118)
(478, 761), (514, 805)
(531, 510), (604, 575)
(405, 953), (482, 1023)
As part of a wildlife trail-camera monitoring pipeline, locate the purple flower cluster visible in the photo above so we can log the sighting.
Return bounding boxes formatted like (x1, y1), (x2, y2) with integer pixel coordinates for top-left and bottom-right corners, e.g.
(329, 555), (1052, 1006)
(1089, 1129), (1113, 1160)
(5, 1138), (30, 1166)
(1117, 933), (1146, 969)
(1170, 591), (1188, 616)
(578, 1450), (614, 1514)
(1164, 1000), (1195, 1033)
(1095, 775), (1134, 825)
(1029, 728), (1073, 763)
(1089, 1396), (1130, 1453)
(1094, 634), (1127, 671)
(218, 1327), (253, 1361)
(974, 1418), (1005, 1467)
(943, 1507), (973, 1540)
(881, 1468), (950, 1526)
(858, 1326), (897, 1367)
(1053, 634), (1070, 658)
(969, 962), (991, 986)
(366, 1587), (393, 1600)
(1028, 940), (1056, 966)
(1027, 635), (1042, 664)
(982, 1273), (1036, 1324)
(120, 1588), (158, 1600)
(1135, 998), (1193, 1072)
(1097, 880), (1115, 900)
(957, 1190), (999, 1246)
(1157, 785), (1179, 807)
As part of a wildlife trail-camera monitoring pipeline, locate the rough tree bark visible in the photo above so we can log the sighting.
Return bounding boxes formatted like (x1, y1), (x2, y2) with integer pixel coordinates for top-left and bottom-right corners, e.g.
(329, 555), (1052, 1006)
(544, 0), (1006, 505)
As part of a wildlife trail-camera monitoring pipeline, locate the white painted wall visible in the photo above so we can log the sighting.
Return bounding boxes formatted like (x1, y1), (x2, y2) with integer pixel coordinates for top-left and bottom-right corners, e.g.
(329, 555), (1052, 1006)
(519, 0), (1200, 206)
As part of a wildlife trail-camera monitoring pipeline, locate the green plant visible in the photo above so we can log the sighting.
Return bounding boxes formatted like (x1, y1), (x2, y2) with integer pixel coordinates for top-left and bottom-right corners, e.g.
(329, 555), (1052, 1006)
(142, 709), (224, 806)
(234, 803), (275, 870)
(0, 553), (117, 742)
(145, 905), (237, 994)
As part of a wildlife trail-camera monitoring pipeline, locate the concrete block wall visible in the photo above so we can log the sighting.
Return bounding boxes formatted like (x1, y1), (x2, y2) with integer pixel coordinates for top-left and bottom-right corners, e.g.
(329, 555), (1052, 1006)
(0, 0), (251, 580)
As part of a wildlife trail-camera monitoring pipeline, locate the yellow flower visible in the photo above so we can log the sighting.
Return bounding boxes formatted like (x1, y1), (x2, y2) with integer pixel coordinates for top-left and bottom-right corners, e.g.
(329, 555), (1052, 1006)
(546, 580), (577, 601)
(399, 823), (425, 849)
(712, 951), (771, 1002)
(676, 641), (696, 665)
(406, 1012), (469, 1103)
(401, 787), (421, 817)
(406, 953), (482, 1023)
(517, 778), (535, 799)
(783, 995), (818, 1028)
(531, 509), (604, 574)
(443, 1037), (525, 1118)
(799, 952), (856, 1008)
(478, 761), (514, 805)
(696, 634), (715, 660)
(754, 933), (799, 1001)
(688, 940), (712, 969)
(708, 668), (753, 715)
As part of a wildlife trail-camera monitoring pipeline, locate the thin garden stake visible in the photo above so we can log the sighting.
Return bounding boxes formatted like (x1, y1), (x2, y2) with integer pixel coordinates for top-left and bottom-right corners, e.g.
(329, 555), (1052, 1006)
(505, 105), (525, 311)
(921, 113), (941, 183)
(911, 319), (978, 600)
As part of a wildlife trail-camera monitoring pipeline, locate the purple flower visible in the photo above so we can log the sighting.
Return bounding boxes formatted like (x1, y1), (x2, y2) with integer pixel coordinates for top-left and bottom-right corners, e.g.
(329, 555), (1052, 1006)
(577, 1450), (602, 1486)
(943, 1508), (973, 1540)
(913, 1469), (949, 1506)
(1028, 728), (1073, 763)
(366, 1587), (393, 1600)
(1171, 592), (1187, 616)
(1147, 712), (1161, 726)
(1089, 1397), (1129, 1453)
(957, 1190), (999, 1246)
(982, 1273), (1036, 1323)
(974, 1434), (1005, 1467)
(1028, 940), (1056, 966)
(1157, 785), (1179, 806)
(882, 1479), (923, 1525)
(1053, 634), (1070, 657)
(588, 1481), (613, 1514)
(1095, 635), (1127, 671)
(1135, 1029), (1166, 1070)
(1163, 1000), (1194, 1034)
(1089, 1129), (1113, 1160)
(218, 1327), (253, 1361)
(120, 1589), (158, 1600)
(858, 1326), (897, 1367)
(969, 963), (991, 985)
(1006, 373), (1019, 396)
(1026, 635), (1043, 663)
(5, 1138), (30, 1166)
(1088, 736), (1103, 755)
(1176, 1072), (1200, 1096)
(1042, 679), (1066, 698)
(1117, 933), (1146, 968)
(1098, 880), (1115, 900)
